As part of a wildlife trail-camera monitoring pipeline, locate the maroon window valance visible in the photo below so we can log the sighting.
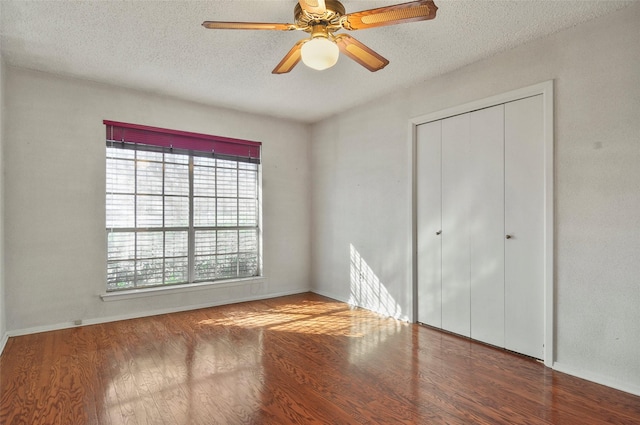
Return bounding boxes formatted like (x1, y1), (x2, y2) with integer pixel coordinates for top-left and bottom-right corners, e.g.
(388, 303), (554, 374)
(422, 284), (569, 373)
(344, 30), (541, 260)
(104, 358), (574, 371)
(104, 120), (261, 163)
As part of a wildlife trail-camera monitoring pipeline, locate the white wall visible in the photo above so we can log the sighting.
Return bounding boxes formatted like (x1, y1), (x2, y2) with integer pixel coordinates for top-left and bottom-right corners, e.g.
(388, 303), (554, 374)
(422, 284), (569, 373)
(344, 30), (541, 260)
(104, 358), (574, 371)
(4, 66), (311, 332)
(0, 56), (6, 351)
(310, 93), (413, 320)
(311, 4), (640, 395)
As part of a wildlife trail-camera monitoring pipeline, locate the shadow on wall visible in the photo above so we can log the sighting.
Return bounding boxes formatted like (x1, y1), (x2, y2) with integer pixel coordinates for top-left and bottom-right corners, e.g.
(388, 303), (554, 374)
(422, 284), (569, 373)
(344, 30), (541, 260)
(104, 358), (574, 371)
(349, 244), (403, 319)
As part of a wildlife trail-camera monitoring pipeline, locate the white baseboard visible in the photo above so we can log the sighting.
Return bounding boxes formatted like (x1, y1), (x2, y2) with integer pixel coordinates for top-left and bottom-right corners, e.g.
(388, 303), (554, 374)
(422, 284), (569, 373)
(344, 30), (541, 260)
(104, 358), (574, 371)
(310, 288), (349, 304)
(553, 361), (640, 397)
(310, 289), (409, 322)
(0, 332), (8, 357)
(6, 288), (310, 338)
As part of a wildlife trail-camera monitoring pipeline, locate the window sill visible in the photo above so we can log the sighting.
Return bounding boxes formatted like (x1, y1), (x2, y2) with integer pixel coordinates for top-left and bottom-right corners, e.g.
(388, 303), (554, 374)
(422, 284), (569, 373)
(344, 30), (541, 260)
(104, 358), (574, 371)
(100, 276), (266, 302)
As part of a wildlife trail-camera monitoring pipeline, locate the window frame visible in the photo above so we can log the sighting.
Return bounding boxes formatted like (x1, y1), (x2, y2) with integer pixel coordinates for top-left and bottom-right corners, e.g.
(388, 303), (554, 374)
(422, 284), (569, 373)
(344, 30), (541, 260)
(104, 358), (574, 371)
(105, 122), (262, 293)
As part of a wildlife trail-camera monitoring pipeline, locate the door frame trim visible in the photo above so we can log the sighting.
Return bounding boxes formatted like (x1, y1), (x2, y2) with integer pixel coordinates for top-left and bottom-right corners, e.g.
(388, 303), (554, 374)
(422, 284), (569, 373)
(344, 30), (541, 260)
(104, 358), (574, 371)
(409, 80), (554, 367)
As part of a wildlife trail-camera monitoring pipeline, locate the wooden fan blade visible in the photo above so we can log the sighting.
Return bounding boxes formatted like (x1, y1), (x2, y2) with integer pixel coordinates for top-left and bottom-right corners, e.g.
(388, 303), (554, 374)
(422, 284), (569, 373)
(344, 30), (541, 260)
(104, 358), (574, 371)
(334, 34), (389, 72)
(298, 0), (327, 16)
(202, 21), (296, 31)
(272, 40), (307, 74)
(341, 0), (438, 31)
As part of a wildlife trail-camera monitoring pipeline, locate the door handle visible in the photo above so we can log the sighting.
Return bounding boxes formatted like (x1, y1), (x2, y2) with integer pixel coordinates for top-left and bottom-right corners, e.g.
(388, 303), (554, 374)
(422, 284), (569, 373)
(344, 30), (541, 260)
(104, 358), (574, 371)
(506, 234), (513, 239)
(436, 230), (442, 235)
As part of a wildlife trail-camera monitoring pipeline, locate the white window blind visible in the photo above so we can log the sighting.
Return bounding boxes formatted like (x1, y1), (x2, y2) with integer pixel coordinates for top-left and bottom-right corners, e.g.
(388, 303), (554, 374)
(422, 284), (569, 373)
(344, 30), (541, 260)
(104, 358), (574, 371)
(106, 144), (261, 291)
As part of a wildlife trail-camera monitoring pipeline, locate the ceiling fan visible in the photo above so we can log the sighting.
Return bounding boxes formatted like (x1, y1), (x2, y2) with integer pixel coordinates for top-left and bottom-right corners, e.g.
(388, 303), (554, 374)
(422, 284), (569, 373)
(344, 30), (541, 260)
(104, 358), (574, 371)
(202, 0), (438, 74)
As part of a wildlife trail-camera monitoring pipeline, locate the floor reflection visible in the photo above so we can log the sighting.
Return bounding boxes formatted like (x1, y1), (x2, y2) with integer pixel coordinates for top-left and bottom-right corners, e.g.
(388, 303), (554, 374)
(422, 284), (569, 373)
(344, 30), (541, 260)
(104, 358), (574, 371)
(4, 294), (635, 424)
(100, 295), (406, 424)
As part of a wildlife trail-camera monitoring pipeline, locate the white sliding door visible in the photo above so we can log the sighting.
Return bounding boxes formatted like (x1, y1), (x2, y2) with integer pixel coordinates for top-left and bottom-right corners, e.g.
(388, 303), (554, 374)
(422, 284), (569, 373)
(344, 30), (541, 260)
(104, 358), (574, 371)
(416, 121), (442, 328)
(441, 113), (471, 337)
(469, 105), (505, 347)
(504, 95), (545, 359)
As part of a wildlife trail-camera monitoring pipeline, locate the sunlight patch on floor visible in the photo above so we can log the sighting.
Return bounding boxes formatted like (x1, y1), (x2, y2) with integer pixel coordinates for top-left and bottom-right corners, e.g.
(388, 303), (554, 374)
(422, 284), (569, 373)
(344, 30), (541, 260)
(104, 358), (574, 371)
(196, 300), (395, 337)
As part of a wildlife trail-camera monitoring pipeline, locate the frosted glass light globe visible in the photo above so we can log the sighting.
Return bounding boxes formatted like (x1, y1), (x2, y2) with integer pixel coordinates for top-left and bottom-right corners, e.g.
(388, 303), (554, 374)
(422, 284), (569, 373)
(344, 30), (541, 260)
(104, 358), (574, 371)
(301, 37), (339, 70)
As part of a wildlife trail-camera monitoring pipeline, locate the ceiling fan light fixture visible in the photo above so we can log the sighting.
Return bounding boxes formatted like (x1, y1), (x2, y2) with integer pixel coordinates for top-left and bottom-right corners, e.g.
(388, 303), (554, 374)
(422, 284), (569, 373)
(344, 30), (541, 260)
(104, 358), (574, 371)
(203, 0), (439, 74)
(301, 37), (339, 70)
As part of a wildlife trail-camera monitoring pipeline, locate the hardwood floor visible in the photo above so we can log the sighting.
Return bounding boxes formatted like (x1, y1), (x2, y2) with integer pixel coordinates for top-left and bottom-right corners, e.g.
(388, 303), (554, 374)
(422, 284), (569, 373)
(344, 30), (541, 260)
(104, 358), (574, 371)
(1, 293), (639, 424)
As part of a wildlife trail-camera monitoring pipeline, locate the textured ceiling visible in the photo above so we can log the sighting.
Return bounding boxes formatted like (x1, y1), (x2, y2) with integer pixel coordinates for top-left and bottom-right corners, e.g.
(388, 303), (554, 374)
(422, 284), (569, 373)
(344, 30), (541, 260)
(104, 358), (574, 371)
(0, 0), (635, 123)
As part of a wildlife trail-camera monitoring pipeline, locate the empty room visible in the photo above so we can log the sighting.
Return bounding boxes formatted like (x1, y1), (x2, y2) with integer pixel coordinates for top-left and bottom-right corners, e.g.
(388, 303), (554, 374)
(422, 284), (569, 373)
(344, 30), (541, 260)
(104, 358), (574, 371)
(0, 0), (639, 423)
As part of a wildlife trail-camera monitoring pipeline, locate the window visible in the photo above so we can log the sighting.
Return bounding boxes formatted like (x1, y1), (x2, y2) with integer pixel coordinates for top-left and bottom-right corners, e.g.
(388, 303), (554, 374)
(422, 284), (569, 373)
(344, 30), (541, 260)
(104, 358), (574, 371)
(105, 121), (261, 292)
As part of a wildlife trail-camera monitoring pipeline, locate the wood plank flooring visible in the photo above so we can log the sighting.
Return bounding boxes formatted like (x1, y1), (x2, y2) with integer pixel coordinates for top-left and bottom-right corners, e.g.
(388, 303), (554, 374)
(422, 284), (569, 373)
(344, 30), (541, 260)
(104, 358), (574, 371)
(1, 293), (639, 424)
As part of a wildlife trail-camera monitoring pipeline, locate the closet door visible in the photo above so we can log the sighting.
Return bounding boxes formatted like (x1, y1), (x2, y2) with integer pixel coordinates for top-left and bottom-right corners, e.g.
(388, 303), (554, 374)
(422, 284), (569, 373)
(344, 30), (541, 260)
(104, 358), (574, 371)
(416, 121), (442, 327)
(504, 95), (544, 359)
(469, 105), (505, 347)
(441, 113), (471, 337)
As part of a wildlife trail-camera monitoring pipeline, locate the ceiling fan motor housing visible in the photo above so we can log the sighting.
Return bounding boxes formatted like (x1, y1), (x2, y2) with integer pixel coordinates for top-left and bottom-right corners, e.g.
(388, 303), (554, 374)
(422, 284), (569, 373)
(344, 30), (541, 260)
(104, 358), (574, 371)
(294, 0), (347, 32)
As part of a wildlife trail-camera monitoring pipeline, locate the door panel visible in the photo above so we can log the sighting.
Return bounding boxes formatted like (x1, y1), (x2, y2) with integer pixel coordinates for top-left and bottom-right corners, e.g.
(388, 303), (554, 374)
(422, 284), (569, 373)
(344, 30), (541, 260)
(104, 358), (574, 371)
(416, 93), (546, 359)
(441, 114), (471, 337)
(469, 105), (505, 347)
(416, 121), (442, 327)
(504, 95), (545, 359)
